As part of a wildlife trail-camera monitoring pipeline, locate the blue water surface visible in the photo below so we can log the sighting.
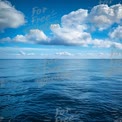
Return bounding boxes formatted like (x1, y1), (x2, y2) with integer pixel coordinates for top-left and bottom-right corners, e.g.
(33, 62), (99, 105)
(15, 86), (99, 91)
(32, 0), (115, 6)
(0, 59), (122, 122)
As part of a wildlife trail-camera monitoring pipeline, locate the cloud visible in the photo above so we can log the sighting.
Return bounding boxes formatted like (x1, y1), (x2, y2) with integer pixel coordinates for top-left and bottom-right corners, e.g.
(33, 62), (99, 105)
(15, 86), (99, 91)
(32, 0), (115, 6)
(0, 47), (121, 59)
(61, 9), (88, 28)
(109, 26), (122, 41)
(55, 51), (73, 56)
(49, 9), (90, 46)
(92, 39), (112, 48)
(92, 39), (122, 49)
(50, 24), (91, 46)
(49, 4), (122, 49)
(19, 50), (26, 55)
(0, 37), (11, 42)
(13, 29), (49, 44)
(0, 0), (25, 31)
(89, 4), (122, 30)
(0, 3), (122, 50)
(19, 50), (35, 56)
(113, 42), (122, 49)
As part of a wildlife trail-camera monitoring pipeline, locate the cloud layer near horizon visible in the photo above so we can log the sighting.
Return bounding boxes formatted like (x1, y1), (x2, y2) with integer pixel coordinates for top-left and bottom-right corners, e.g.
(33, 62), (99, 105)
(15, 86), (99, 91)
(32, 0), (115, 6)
(0, 1), (122, 50)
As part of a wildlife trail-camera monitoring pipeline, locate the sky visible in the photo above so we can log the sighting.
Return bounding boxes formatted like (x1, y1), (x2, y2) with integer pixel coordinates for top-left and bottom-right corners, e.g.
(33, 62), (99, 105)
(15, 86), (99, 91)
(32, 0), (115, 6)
(0, 0), (122, 59)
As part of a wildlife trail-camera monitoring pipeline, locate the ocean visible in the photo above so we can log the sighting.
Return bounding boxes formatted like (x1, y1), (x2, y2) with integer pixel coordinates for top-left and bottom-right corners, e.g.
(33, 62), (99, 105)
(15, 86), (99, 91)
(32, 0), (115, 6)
(0, 59), (122, 122)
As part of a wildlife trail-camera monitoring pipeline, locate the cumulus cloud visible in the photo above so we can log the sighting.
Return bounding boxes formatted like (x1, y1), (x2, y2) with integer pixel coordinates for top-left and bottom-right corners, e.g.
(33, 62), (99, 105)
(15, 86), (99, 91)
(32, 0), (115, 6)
(61, 9), (88, 28)
(13, 29), (49, 44)
(50, 24), (91, 46)
(0, 29), (49, 44)
(49, 8), (91, 46)
(109, 26), (122, 41)
(89, 4), (122, 30)
(0, 3), (122, 50)
(92, 39), (112, 48)
(92, 39), (122, 49)
(49, 4), (122, 49)
(0, 0), (25, 31)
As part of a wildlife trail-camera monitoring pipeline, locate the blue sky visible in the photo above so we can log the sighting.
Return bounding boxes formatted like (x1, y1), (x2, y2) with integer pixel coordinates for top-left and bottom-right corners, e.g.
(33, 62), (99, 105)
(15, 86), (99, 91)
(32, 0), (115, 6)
(0, 0), (122, 59)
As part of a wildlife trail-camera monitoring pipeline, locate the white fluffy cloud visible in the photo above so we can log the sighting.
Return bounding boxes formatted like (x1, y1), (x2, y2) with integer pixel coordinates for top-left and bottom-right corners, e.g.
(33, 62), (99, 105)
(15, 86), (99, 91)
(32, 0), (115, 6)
(92, 39), (112, 48)
(92, 39), (122, 49)
(1, 3), (122, 50)
(0, 0), (25, 31)
(51, 8), (90, 45)
(50, 24), (91, 46)
(1, 29), (49, 44)
(49, 8), (90, 46)
(109, 26), (122, 41)
(49, 4), (122, 49)
(13, 29), (49, 44)
(89, 4), (122, 30)
(61, 9), (88, 28)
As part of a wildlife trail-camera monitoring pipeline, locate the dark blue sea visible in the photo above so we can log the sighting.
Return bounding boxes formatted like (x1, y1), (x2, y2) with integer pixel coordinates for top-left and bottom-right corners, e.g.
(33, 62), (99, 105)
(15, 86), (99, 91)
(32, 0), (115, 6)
(0, 59), (122, 122)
